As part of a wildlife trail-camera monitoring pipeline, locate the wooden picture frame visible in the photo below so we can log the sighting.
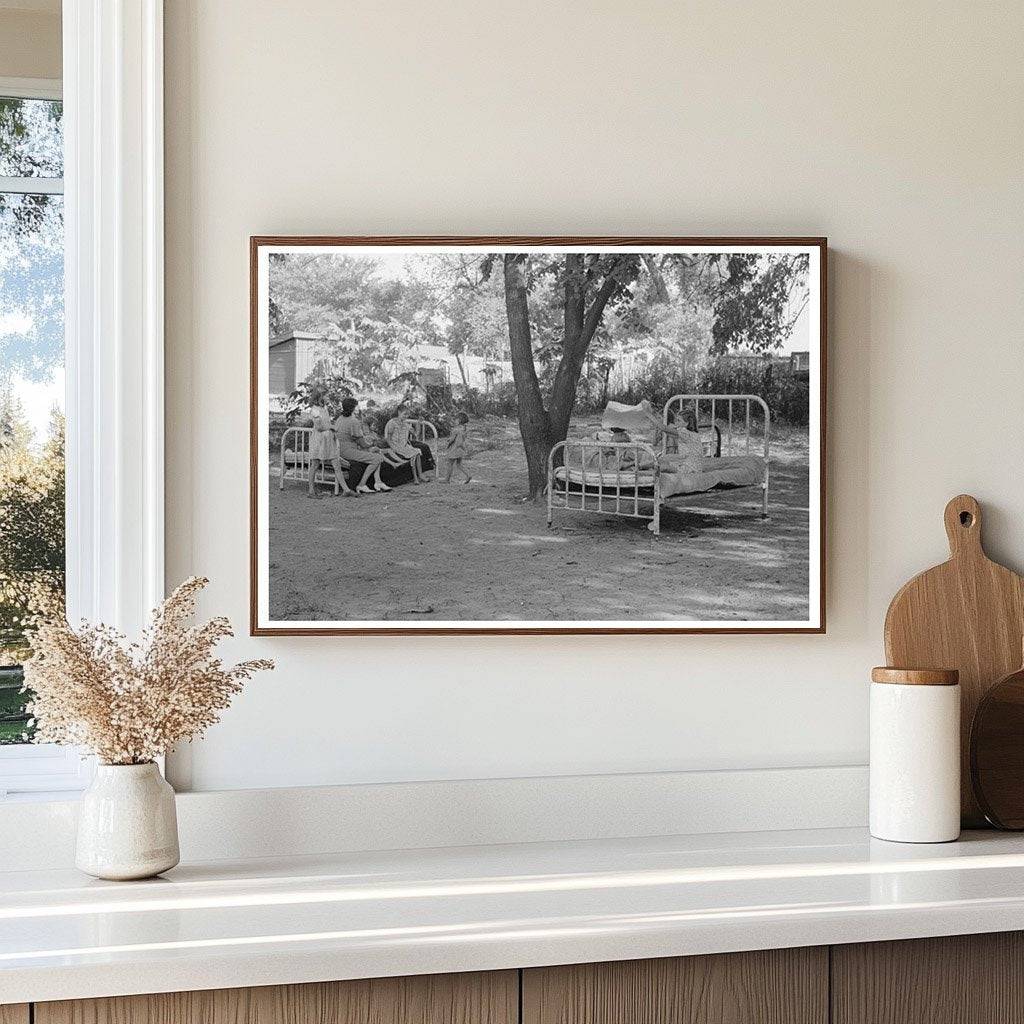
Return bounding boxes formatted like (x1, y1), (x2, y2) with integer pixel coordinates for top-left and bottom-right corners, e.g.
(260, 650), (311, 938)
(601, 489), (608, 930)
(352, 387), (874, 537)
(250, 237), (827, 635)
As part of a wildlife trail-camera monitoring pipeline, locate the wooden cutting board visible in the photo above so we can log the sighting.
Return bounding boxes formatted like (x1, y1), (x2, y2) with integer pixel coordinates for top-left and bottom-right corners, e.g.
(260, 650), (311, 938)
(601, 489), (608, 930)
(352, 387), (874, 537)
(884, 494), (1024, 826)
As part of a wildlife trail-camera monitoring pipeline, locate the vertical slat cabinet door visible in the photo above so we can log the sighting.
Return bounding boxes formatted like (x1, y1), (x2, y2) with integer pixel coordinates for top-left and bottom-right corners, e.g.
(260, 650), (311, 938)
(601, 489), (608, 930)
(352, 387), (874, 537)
(0, 1006), (29, 1024)
(34, 970), (519, 1024)
(522, 948), (828, 1024)
(832, 933), (1024, 1024)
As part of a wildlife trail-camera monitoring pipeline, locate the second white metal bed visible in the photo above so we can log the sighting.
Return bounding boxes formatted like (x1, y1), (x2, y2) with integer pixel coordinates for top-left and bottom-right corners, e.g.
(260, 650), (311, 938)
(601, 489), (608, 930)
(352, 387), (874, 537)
(547, 394), (770, 536)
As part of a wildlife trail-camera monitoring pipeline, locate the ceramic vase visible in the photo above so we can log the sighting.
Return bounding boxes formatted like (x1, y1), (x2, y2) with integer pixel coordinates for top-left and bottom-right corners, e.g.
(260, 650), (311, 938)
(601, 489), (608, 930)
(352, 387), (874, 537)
(76, 762), (180, 880)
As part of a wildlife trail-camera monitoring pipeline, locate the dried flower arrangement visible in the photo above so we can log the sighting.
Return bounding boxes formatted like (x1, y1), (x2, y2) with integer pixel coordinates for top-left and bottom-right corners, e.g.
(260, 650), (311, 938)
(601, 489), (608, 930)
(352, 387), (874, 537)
(22, 577), (273, 765)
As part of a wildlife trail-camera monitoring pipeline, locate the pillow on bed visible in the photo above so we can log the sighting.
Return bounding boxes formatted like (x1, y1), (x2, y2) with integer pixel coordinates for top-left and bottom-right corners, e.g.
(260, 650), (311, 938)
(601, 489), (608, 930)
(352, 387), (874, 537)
(601, 400), (653, 433)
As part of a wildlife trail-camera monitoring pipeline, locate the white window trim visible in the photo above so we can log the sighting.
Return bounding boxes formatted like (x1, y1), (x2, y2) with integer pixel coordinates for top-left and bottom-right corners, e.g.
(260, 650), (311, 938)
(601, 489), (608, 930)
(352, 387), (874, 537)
(0, 3), (165, 798)
(0, 78), (64, 196)
(64, 0), (164, 635)
(0, 76), (62, 101)
(0, 176), (63, 195)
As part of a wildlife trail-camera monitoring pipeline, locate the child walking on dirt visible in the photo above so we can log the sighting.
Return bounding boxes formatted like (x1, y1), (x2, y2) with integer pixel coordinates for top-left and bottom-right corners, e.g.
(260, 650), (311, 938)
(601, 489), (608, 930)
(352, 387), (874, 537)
(443, 412), (472, 484)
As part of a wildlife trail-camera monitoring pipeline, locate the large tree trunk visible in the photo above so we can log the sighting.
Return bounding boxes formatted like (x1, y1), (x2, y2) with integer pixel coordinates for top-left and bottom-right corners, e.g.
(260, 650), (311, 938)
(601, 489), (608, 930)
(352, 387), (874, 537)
(503, 255), (551, 499)
(547, 266), (624, 443)
(546, 254), (587, 443)
(502, 255), (634, 498)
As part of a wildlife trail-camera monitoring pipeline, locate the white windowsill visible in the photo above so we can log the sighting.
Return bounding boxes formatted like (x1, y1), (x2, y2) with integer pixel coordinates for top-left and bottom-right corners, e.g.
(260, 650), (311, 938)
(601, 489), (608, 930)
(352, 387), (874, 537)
(0, 744), (94, 799)
(3, 825), (1024, 1005)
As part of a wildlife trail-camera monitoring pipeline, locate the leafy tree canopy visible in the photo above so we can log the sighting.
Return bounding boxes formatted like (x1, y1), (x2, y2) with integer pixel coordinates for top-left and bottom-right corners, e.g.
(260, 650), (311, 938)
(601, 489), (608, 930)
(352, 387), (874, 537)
(0, 399), (65, 661)
(267, 249), (810, 495)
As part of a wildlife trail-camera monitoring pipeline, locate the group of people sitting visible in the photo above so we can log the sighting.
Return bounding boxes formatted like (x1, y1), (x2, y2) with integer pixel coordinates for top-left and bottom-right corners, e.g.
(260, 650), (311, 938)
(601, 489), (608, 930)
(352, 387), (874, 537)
(304, 392), (436, 497)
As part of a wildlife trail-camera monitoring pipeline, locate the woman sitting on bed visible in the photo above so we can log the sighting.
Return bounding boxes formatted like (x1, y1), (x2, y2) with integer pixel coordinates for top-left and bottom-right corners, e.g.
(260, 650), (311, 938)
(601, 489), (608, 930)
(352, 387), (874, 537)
(334, 397), (392, 494)
(651, 405), (767, 500)
(637, 408), (706, 473)
(383, 404), (425, 484)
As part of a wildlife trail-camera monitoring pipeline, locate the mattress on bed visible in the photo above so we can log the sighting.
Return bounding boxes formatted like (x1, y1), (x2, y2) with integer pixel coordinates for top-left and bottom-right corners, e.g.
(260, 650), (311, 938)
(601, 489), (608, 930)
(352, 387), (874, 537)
(661, 454), (766, 498)
(554, 465), (657, 489)
(554, 454), (765, 495)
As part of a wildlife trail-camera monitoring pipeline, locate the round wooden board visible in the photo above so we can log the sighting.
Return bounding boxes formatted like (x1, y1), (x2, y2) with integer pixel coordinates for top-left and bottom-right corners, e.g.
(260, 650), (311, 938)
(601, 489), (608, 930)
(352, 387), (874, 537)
(970, 665), (1024, 829)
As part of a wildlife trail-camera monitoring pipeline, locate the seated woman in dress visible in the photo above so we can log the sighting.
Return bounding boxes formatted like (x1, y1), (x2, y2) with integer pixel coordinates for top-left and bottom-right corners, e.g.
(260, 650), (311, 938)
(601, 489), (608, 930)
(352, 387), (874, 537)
(306, 387), (354, 497)
(641, 407), (706, 473)
(360, 409), (408, 467)
(656, 405), (722, 459)
(358, 407), (419, 486)
(403, 405), (436, 476)
(333, 397), (391, 494)
(384, 404), (426, 484)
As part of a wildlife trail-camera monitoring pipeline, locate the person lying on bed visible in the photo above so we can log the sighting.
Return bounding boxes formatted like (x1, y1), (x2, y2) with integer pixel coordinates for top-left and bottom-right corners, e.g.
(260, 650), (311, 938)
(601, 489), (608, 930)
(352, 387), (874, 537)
(585, 408), (703, 475)
(597, 399), (702, 469)
(583, 427), (656, 473)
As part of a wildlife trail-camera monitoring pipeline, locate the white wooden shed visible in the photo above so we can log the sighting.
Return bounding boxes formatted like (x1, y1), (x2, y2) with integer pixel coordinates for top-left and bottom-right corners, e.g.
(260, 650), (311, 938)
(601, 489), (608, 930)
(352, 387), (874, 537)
(268, 331), (330, 397)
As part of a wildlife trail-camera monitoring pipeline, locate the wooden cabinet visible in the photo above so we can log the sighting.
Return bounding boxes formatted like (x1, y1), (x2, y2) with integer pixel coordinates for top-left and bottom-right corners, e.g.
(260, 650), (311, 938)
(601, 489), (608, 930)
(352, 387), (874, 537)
(832, 932), (1024, 1024)
(520, 934), (1024, 1024)
(522, 948), (828, 1024)
(23, 932), (1024, 1024)
(34, 971), (517, 1024)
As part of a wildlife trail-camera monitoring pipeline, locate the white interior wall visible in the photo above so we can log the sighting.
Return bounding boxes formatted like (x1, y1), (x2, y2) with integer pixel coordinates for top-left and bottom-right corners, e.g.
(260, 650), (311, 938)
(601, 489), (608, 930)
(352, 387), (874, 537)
(0, 5), (60, 80)
(164, 0), (1024, 792)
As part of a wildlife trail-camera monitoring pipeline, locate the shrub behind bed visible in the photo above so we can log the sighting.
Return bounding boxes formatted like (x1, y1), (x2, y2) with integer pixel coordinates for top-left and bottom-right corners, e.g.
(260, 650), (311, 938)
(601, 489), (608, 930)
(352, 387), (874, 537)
(604, 357), (810, 428)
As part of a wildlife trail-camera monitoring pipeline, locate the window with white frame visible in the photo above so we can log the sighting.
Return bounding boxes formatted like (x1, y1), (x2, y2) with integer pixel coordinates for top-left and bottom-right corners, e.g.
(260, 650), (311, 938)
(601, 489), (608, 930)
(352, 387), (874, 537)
(0, 2), (166, 797)
(0, 79), (88, 797)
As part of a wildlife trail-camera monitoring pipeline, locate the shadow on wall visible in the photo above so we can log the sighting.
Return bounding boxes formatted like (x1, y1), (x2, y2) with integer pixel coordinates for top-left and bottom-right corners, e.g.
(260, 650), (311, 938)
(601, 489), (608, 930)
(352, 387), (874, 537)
(826, 250), (874, 638)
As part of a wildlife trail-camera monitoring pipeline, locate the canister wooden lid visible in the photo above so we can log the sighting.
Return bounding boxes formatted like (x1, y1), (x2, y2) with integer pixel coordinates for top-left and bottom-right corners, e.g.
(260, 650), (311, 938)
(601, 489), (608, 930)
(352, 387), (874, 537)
(871, 667), (960, 686)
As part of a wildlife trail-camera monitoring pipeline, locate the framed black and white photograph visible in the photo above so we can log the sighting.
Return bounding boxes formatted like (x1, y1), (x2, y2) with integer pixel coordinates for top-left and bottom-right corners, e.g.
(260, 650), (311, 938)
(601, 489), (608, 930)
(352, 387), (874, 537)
(250, 237), (826, 635)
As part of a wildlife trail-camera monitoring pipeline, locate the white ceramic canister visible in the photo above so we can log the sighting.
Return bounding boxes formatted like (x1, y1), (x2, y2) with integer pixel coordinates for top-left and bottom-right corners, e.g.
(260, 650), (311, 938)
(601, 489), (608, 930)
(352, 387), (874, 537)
(76, 762), (180, 880)
(869, 667), (961, 843)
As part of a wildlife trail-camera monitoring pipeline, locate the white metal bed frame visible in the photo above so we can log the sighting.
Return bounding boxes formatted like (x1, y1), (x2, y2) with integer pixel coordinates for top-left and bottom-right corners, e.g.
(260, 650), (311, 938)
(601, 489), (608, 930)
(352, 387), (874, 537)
(547, 438), (665, 533)
(547, 394), (770, 536)
(279, 419), (438, 493)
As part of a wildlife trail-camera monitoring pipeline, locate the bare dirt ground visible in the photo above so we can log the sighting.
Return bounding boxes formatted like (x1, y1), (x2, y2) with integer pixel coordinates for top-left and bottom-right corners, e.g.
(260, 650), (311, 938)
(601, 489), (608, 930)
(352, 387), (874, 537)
(267, 418), (810, 623)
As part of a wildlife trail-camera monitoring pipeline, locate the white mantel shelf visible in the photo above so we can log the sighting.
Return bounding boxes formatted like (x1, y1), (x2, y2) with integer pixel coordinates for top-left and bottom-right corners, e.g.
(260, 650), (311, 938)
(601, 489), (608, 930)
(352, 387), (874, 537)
(4, 828), (1024, 1005)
